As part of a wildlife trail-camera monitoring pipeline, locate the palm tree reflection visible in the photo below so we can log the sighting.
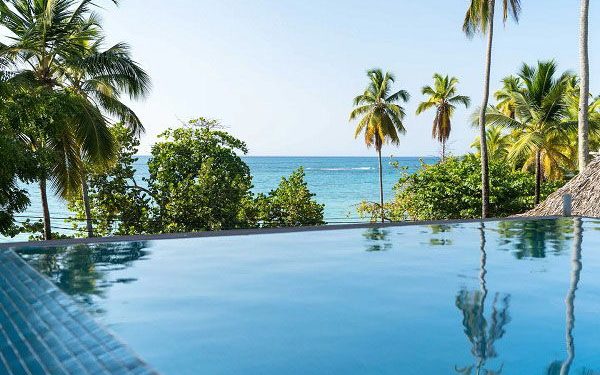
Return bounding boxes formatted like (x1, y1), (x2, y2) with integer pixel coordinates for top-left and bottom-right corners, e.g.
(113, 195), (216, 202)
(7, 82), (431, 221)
(456, 223), (511, 375)
(18, 242), (149, 314)
(546, 218), (585, 375)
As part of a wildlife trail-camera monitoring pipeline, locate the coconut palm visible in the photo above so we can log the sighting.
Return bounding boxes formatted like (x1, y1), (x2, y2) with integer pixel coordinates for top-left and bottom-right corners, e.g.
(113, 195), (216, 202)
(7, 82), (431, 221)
(0, 0), (129, 239)
(483, 61), (574, 205)
(578, 0), (590, 171)
(349, 69), (409, 223)
(494, 76), (523, 119)
(463, 0), (522, 218)
(63, 40), (150, 237)
(416, 74), (470, 160)
(470, 125), (511, 161)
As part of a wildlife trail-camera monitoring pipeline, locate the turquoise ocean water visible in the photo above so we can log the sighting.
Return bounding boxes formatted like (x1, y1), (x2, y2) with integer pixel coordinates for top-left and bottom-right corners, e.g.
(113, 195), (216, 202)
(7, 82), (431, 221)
(5, 156), (437, 241)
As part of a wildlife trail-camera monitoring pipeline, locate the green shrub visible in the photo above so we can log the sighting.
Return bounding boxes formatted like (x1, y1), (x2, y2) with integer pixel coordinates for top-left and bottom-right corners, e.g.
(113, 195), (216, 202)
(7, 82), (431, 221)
(359, 155), (565, 221)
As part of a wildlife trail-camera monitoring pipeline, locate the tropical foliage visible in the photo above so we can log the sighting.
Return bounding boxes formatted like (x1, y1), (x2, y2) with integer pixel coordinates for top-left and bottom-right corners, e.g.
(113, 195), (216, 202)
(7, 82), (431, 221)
(358, 155), (563, 222)
(482, 61), (581, 203)
(0, 0), (149, 239)
(67, 123), (152, 237)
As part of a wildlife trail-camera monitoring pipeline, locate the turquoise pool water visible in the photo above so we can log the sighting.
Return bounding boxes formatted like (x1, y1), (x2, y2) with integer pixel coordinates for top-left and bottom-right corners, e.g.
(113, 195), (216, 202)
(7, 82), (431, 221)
(15, 218), (600, 374)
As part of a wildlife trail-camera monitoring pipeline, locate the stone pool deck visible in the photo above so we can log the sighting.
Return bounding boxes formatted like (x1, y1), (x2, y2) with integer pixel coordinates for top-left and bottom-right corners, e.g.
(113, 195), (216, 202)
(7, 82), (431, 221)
(0, 249), (157, 375)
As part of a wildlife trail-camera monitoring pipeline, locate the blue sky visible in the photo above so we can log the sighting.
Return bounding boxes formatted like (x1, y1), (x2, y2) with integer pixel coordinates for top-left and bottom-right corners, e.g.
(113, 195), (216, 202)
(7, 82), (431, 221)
(100, 1), (600, 156)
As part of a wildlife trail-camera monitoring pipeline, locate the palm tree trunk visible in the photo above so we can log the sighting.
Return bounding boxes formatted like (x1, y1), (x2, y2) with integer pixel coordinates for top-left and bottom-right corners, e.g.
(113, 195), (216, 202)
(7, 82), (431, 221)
(441, 140), (446, 161)
(478, 0), (495, 219)
(40, 176), (52, 240)
(535, 150), (542, 205)
(81, 176), (94, 237)
(578, 0), (590, 171)
(378, 148), (384, 223)
(560, 217), (583, 375)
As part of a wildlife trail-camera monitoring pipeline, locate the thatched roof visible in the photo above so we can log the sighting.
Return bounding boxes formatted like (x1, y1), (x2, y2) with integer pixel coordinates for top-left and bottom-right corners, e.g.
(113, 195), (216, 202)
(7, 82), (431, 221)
(520, 156), (600, 217)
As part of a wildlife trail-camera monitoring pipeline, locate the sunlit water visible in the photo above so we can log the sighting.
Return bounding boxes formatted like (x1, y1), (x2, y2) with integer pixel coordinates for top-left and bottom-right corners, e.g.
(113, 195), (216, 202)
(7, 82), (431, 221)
(15, 217), (600, 374)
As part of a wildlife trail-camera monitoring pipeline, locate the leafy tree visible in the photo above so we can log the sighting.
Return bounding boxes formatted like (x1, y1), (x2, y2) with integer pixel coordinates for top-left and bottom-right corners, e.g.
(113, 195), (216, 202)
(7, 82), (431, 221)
(67, 123), (152, 237)
(254, 167), (324, 227)
(358, 155), (563, 221)
(416, 74), (470, 159)
(146, 121), (254, 232)
(349, 69), (409, 222)
(463, 0), (522, 218)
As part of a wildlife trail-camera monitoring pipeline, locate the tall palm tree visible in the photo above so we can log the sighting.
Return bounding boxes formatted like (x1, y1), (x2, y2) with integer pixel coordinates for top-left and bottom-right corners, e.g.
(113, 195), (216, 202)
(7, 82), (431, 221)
(483, 61), (574, 205)
(578, 0), (590, 171)
(416, 74), (470, 160)
(0, 0), (124, 239)
(349, 69), (409, 223)
(463, 0), (522, 218)
(63, 40), (150, 237)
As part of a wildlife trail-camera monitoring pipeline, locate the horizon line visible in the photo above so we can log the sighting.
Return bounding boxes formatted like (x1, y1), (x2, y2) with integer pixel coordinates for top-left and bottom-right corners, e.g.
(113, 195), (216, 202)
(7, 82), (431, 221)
(133, 154), (443, 158)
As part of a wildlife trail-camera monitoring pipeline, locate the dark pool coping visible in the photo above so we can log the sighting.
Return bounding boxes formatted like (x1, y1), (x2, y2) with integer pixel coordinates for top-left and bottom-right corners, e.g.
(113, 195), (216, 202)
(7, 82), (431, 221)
(2, 215), (590, 250)
(0, 249), (158, 374)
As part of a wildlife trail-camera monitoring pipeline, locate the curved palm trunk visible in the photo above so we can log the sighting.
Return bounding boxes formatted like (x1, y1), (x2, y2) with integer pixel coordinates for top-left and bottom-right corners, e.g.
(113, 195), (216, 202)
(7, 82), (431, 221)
(478, 0), (495, 219)
(39, 176), (52, 240)
(377, 148), (384, 223)
(578, 0), (590, 171)
(81, 176), (94, 237)
(535, 150), (542, 205)
(560, 218), (583, 375)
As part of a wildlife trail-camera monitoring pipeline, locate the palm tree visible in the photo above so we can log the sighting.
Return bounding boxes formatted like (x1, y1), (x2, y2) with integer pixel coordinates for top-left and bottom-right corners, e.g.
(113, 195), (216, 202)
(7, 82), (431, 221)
(578, 0), (590, 171)
(463, 0), (522, 218)
(63, 40), (150, 237)
(416, 74), (470, 160)
(470, 125), (511, 161)
(0, 0), (125, 239)
(494, 75), (523, 119)
(483, 61), (574, 205)
(349, 69), (409, 223)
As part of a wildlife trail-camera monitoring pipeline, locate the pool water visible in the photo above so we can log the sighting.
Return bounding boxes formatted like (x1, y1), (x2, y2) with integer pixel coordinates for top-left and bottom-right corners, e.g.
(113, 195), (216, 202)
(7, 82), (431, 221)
(15, 218), (600, 374)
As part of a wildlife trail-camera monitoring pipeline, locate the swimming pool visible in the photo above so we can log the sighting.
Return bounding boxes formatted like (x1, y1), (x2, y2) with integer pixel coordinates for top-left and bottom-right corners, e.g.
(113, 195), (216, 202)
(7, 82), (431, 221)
(14, 218), (600, 374)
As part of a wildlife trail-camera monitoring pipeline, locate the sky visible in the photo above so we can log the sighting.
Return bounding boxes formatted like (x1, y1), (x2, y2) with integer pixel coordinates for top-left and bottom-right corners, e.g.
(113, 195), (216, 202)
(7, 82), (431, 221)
(98, 0), (600, 156)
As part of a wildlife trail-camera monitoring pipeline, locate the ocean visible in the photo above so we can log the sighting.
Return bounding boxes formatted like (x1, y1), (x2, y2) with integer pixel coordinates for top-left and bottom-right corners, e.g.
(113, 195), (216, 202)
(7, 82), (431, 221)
(4, 156), (437, 242)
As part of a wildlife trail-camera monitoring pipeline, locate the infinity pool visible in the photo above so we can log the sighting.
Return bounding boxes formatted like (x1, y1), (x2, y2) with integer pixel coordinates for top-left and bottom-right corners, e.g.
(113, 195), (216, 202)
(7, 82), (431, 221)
(15, 218), (600, 374)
